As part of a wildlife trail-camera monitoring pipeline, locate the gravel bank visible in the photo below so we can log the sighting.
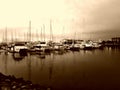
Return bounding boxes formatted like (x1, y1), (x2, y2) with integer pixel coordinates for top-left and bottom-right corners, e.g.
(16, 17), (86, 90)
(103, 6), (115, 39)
(0, 73), (51, 90)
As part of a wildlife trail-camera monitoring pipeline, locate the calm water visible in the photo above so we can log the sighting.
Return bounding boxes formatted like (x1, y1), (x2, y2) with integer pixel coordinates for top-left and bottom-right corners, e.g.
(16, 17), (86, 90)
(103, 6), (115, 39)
(0, 48), (120, 90)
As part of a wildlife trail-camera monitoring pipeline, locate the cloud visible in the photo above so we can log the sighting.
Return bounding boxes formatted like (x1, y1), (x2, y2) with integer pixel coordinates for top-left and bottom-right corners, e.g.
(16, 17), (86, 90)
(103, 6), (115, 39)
(84, 0), (120, 31)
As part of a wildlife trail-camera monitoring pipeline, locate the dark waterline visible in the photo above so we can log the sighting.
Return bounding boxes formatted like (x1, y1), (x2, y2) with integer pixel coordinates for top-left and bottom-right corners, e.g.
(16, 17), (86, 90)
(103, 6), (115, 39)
(0, 48), (120, 90)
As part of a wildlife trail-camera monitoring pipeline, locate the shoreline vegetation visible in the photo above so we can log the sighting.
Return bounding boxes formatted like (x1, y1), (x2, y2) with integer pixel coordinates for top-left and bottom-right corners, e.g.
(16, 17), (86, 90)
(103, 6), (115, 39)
(0, 72), (51, 90)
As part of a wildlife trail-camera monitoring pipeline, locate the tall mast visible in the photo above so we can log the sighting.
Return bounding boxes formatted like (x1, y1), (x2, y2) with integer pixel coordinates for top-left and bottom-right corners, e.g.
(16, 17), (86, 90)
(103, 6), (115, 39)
(27, 32), (29, 42)
(41, 27), (42, 41)
(5, 27), (7, 43)
(11, 30), (13, 42)
(50, 20), (53, 41)
(43, 24), (45, 42)
(36, 29), (38, 41)
(62, 26), (65, 39)
(29, 21), (31, 42)
(15, 29), (17, 41)
(24, 32), (26, 41)
(2, 30), (5, 42)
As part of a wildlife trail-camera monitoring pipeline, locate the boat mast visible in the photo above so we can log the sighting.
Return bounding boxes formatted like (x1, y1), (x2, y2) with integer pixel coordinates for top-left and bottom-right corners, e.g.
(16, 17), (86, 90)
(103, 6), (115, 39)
(50, 20), (53, 41)
(2, 30), (5, 43)
(24, 32), (26, 42)
(36, 29), (38, 41)
(5, 27), (7, 43)
(14, 29), (16, 41)
(81, 17), (85, 40)
(43, 24), (45, 42)
(11, 30), (13, 42)
(29, 21), (31, 42)
(62, 26), (65, 39)
(41, 27), (42, 41)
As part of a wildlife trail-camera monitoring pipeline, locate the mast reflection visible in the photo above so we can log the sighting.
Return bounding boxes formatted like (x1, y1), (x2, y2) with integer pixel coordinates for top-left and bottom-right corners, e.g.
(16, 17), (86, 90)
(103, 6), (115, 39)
(3, 51), (8, 74)
(49, 53), (54, 81)
(27, 53), (31, 81)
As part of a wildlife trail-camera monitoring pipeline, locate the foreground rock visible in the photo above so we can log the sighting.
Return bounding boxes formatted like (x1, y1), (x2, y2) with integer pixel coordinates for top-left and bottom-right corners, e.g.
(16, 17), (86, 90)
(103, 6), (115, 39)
(0, 73), (51, 90)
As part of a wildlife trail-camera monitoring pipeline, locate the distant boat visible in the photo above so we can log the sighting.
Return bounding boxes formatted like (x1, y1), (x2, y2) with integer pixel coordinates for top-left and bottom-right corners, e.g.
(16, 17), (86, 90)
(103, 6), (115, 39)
(40, 41), (51, 52)
(69, 40), (80, 51)
(10, 42), (28, 54)
(28, 41), (50, 53)
(36, 41), (48, 52)
(79, 40), (86, 50)
(54, 42), (65, 51)
(83, 40), (93, 50)
(92, 41), (104, 49)
(61, 39), (73, 50)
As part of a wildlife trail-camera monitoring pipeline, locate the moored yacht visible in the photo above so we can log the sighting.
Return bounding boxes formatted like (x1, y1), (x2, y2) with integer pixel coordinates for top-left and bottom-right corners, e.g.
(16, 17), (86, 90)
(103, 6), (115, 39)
(69, 40), (80, 51)
(54, 42), (65, 51)
(10, 42), (28, 53)
(28, 41), (51, 53)
(83, 40), (94, 50)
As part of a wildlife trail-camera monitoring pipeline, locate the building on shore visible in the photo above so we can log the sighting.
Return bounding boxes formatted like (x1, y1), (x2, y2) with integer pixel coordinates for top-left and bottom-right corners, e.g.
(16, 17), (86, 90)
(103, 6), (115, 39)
(112, 37), (120, 44)
(104, 37), (120, 47)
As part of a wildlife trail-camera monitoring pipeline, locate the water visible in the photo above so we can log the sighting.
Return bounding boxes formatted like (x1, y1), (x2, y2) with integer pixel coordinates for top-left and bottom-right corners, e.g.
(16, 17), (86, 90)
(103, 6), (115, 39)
(0, 48), (120, 90)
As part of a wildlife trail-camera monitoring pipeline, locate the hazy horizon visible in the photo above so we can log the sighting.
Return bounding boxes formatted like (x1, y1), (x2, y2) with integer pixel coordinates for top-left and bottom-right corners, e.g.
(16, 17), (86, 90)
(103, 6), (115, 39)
(0, 0), (120, 42)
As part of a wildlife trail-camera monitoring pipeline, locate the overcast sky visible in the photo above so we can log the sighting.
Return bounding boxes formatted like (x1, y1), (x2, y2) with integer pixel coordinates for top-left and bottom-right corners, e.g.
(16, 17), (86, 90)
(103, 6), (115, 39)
(0, 0), (120, 41)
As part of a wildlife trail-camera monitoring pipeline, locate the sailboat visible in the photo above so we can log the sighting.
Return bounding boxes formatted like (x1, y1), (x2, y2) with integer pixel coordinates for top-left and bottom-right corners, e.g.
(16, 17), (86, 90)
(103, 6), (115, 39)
(70, 32), (80, 51)
(53, 26), (66, 51)
(30, 24), (50, 54)
(10, 23), (29, 53)
(47, 20), (54, 47)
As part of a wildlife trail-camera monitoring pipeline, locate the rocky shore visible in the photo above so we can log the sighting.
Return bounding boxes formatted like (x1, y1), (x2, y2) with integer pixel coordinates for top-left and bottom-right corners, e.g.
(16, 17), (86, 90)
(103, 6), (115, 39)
(0, 73), (51, 90)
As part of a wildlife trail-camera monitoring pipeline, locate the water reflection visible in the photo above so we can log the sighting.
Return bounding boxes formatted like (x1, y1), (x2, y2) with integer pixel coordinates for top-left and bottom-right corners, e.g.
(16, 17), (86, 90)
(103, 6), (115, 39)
(37, 52), (46, 59)
(27, 54), (31, 81)
(40, 57), (45, 71)
(0, 48), (120, 89)
(49, 53), (54, 81)
(36, 53), (45, 70)
(12, 53), (25, 61)
(52, 50), (65, 55)
(2, 51), (8, 74)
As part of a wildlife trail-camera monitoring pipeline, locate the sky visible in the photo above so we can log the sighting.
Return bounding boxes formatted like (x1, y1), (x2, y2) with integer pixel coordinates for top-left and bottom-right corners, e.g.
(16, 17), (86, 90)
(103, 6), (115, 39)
(0, 0), (120, 42)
